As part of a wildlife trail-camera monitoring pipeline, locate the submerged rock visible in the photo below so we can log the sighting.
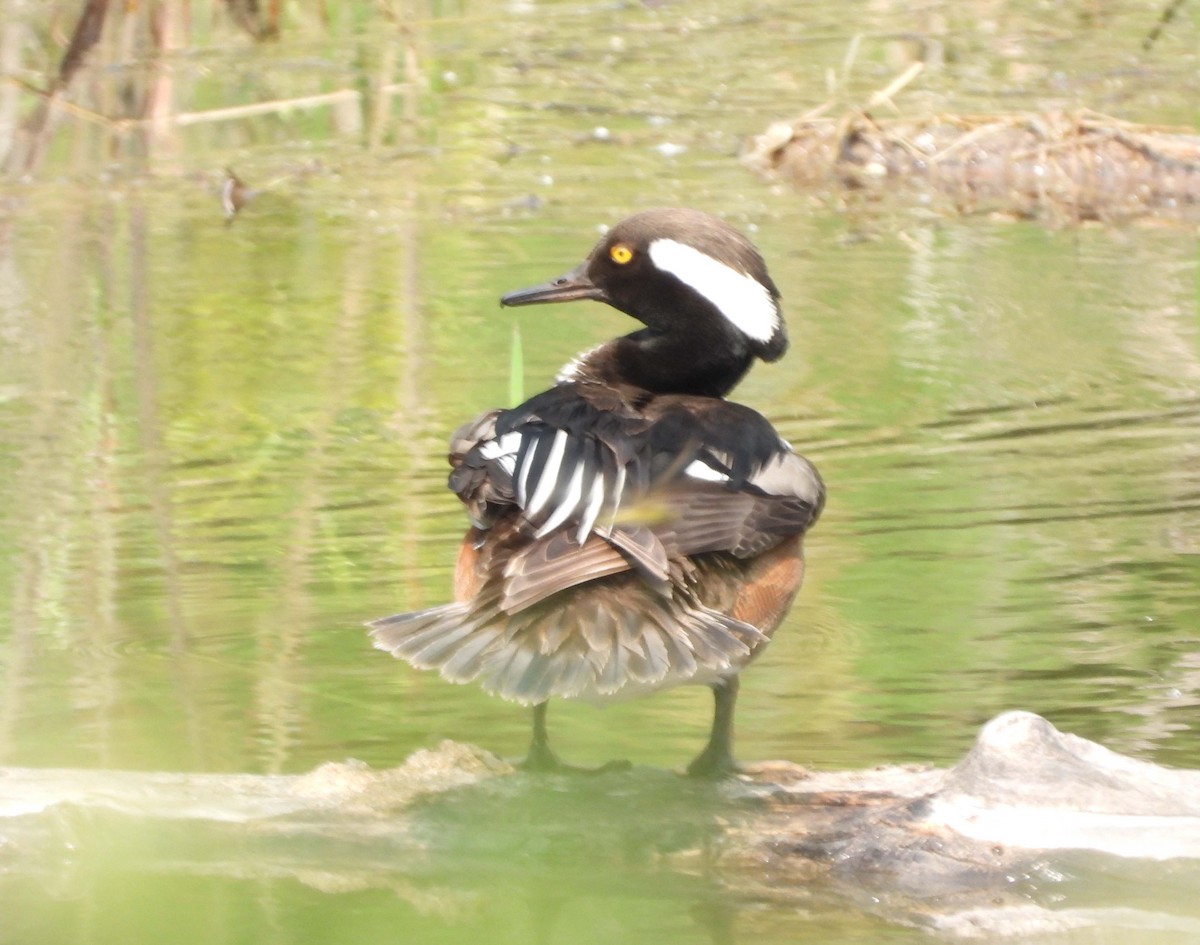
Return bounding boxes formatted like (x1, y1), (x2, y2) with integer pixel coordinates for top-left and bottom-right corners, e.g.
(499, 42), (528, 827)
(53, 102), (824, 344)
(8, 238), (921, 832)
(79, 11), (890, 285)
(1, 713), (1198, 937)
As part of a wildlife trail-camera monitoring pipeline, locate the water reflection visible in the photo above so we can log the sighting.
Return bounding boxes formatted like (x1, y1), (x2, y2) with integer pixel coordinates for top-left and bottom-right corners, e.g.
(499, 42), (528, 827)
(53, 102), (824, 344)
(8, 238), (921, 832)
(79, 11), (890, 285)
(1, 1), (1200, 942)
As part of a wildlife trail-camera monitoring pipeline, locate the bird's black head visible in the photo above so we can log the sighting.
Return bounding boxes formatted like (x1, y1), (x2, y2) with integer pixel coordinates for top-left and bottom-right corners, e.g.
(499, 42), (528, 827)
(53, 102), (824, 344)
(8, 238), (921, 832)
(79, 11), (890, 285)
(501, 209), (787, 396)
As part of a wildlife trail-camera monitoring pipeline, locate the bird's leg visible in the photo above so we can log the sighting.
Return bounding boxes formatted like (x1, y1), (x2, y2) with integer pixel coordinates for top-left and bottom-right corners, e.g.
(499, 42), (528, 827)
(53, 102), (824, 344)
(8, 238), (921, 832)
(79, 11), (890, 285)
(518, 702), (631, 774)
(685, 675), (740, 778)
(519, 701), (563, 772)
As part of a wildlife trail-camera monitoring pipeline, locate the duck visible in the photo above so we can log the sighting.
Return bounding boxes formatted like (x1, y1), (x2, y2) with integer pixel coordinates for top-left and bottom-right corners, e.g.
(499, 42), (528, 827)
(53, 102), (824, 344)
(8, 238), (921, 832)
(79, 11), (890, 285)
(219, 167), (257, 224)
(369, 207), (824, 777)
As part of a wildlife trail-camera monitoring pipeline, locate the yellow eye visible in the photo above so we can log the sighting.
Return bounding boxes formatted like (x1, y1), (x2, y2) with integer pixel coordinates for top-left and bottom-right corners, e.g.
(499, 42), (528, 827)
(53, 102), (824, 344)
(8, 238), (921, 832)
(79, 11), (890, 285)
(609, 244), (634, 265)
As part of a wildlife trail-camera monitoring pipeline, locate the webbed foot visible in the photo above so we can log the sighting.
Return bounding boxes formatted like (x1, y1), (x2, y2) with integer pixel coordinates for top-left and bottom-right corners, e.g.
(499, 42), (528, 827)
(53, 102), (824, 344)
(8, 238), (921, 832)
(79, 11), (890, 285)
(520, 701), (631, 774)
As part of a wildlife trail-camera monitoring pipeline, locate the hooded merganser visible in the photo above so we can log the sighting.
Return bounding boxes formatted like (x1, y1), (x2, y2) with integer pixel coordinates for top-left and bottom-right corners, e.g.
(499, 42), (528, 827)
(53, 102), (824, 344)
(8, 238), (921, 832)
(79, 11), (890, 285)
(369, 208), (824, 777)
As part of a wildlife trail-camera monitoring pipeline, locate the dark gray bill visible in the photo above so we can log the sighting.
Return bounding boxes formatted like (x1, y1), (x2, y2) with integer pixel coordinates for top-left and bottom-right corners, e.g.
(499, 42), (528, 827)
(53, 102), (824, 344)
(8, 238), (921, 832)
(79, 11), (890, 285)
(500, 262), (605, 307)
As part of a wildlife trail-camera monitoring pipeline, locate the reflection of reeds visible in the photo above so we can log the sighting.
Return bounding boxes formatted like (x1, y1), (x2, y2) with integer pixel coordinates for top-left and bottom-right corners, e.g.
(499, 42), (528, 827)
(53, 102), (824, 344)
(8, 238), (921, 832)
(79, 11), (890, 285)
(0, 196), (127, 763)
(76, 199), (121, 767)
(129, 195), (212, 768)
(3, 0), (110, 174)
(254, 236), (368, 775)
(393, 132), (425, 612)
(1, 0), (414, 177)
(129, 201), (189, 655)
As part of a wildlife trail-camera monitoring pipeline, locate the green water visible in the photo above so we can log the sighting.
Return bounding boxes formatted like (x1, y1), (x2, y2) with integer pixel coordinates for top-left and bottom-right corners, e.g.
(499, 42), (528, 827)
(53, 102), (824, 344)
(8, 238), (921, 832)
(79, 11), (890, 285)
(2, 1), (1200, 942)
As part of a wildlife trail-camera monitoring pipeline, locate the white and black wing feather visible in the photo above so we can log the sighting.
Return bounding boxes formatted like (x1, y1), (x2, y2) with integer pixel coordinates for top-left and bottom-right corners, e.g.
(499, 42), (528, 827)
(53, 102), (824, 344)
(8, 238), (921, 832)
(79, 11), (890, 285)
(451, 386), (823, 564)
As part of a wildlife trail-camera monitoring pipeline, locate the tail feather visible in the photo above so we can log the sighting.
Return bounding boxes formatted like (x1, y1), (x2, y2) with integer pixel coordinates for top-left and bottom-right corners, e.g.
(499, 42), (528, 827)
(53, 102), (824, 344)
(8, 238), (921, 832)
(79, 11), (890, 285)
(478, 640), (538, 702)
(367, 597), (768, 706)
(684, 608), (762, 667)
(411, 619), (487, 667)
(646, 608), (698, 681)
(368, 604), (475, 670)
(596, 635), (629, 695)
(632, 623), (670, 683)
(440, 624), (507, 683)
(511, 649), (569, 704)
(554, 642), (597, 697)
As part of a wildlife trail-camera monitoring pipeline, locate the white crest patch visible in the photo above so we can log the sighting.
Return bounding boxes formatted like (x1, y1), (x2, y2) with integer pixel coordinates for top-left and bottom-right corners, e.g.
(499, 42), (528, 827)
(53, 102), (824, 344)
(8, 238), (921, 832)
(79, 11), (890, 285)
(648, 238), (779, 343)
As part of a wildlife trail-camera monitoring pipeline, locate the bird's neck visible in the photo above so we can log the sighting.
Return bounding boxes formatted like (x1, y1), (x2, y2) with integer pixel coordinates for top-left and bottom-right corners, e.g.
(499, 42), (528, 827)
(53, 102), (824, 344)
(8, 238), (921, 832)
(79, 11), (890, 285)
(562, 329), (754, 398)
